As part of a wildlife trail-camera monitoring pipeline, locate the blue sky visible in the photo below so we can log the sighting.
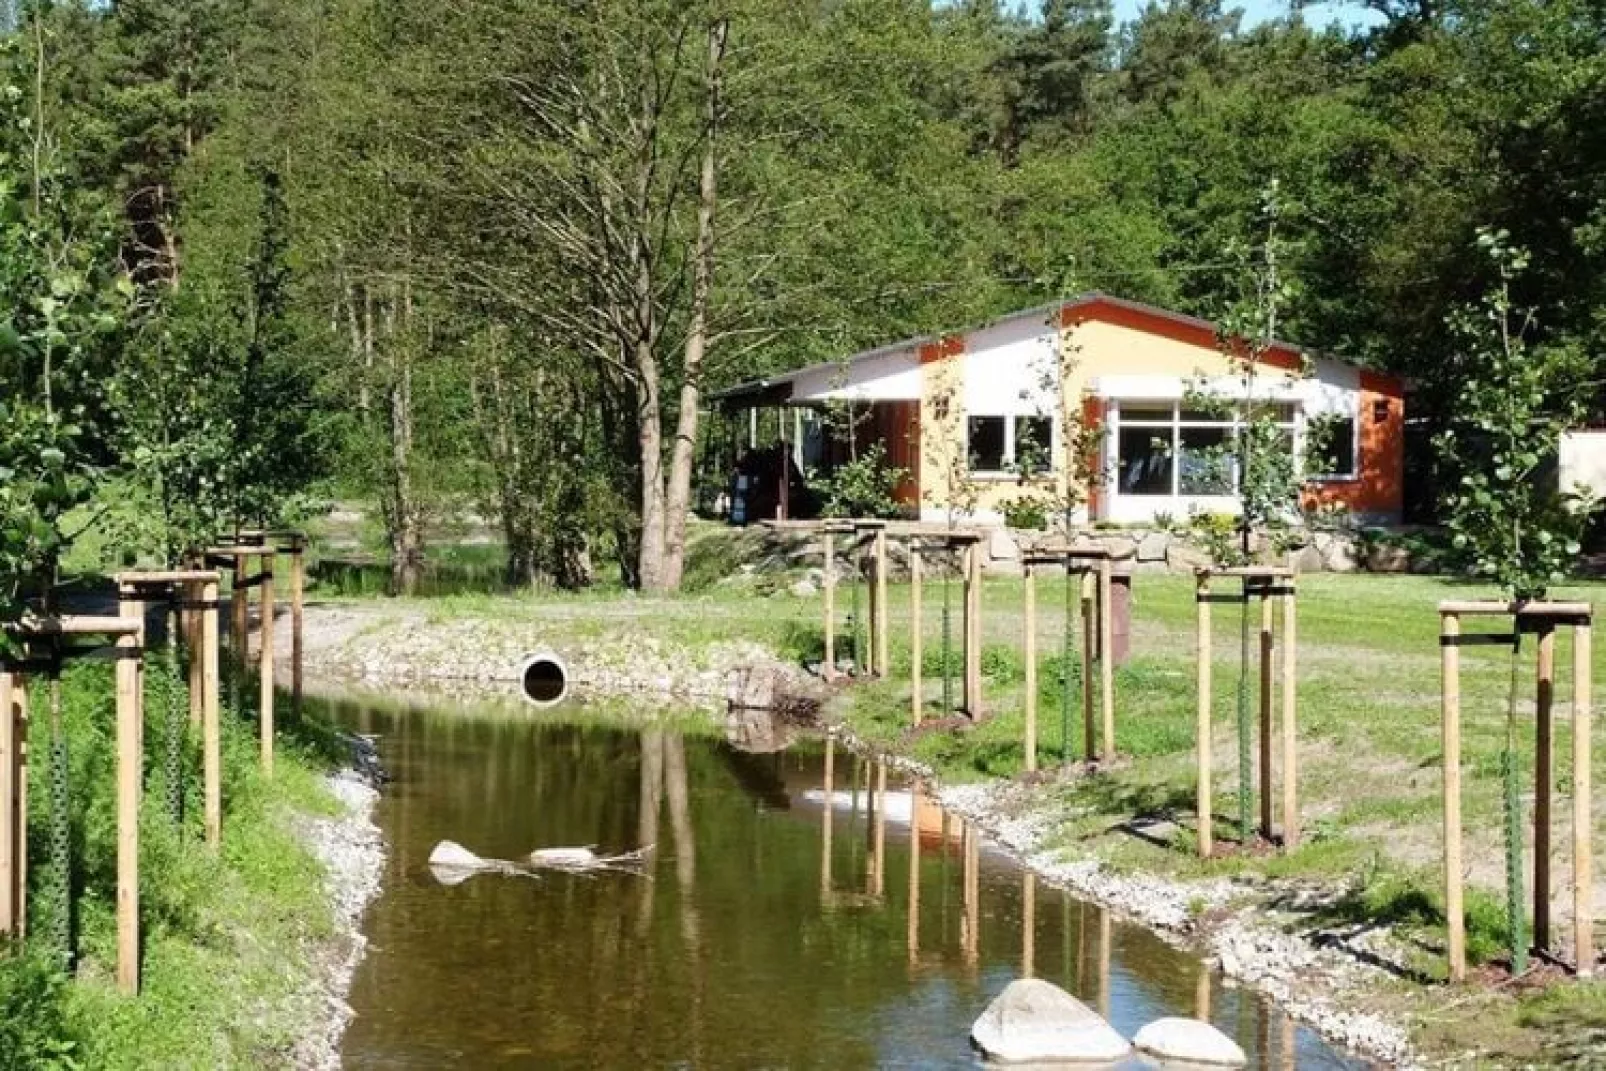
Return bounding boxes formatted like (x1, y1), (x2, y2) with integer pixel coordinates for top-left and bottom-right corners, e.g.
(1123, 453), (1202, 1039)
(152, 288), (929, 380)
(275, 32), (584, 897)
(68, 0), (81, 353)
(1111, 0), (1384, 30)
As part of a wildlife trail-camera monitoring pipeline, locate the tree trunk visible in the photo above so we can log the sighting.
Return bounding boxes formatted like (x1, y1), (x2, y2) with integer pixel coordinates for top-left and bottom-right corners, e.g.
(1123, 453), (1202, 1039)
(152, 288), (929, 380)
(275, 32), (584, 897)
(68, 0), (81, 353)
(661, 18), (727, 593)
(385, 288), (422, 596)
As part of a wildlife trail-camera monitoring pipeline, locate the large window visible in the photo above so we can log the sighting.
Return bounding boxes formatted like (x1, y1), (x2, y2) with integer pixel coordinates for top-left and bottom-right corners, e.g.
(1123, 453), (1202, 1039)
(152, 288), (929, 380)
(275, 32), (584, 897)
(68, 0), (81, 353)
(968, 414), (1054, 476)
(1308, 414), (1357, 480)
(1115, 400), (1297, 498)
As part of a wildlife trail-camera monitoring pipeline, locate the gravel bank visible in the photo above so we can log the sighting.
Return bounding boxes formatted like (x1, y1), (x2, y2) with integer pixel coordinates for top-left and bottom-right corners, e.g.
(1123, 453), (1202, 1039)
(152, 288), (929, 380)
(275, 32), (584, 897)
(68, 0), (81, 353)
(290, 770), (386, 1071)
(830, 723), (1419, 1069)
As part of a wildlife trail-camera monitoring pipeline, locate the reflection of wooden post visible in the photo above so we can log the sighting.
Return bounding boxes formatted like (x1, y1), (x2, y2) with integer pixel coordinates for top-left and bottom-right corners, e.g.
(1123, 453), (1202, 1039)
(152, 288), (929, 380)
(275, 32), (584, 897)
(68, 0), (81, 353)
(1281, 585), (1299, 849)
(1259, 588), (1274, 840)
(291, 541), (305, 720)
(910, 543), (923, 725)
(1024, 563), (1037, 772)
(259, 564), (275, 777)
(1535, 623), (1555, 949)
(1197, 573), (1213, 858)
(1081, 571), (1095, 760)
(822, 532), (836, 682)
(1022, 872), (1036, 978)
(908, 787), (921, 964)
(1281, 1010), (1296, 1071)
(871, 763), (887, 898)
(116, 603), (143, 994)
(874, 529), (889, 677)
(1194, 963), (1211, 1021)
(1574, 622), (1593, 977)
(1441, 610), (1464, 982)
(203, 580), (222, 850)
(1098, 558), (1114, 759)
(963, 823), (979, 968)
(0, 670), (16, 935)
(821, 736), (834, 899)
(1096, 907), (1111, 1019)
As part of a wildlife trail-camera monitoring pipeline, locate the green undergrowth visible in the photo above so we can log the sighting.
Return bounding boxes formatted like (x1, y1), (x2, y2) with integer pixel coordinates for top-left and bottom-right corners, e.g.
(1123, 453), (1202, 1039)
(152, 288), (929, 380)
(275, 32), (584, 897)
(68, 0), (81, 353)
(1, 651), (348, 1069)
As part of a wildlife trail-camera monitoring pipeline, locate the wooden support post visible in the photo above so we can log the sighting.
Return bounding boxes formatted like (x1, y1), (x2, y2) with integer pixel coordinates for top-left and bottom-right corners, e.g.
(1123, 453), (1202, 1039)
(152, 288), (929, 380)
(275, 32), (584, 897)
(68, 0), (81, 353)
(231, 552), (248, 664)
(1024, 563), (1037, 773)
(1259, 589), (1274, 841)
(874, 529), (889, 678)
(116, 602), (143, 995)
(0, 669), (15, 936)
(910, 542), (923, 726)
(1574, 622), (1593, 977)
(11, 680), (23, 937)
(1081, 571), (1096, 761)
(1535, 624), (1556, 951)
(202, 580), (222, 850)
(1281, 586), (1299, 849)
(291, 543), (305, 721)
(1098, 558), (1115, 759)
(963, 543), (982, 718)
(186, 585), (203, 729)
(822, 532), (836, 682)
(259, 565), (275, 777)
(1197, 573), (1213, 859)
(1022, 872), (1036, 978)
(1442, 611), (1465, 982)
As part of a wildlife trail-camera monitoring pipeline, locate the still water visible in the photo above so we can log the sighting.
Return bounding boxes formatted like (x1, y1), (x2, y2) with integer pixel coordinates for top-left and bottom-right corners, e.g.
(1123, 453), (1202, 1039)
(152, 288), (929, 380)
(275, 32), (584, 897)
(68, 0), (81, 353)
(328, 701), (1369, 1070)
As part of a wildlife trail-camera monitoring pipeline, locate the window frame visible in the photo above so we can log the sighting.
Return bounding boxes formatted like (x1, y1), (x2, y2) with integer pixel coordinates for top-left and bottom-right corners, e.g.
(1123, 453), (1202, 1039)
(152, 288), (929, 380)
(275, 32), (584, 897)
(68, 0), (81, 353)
(1306, 413), (1360, 483)
(966, 412), (1058, 478)
(1111, 399), (1301, 499)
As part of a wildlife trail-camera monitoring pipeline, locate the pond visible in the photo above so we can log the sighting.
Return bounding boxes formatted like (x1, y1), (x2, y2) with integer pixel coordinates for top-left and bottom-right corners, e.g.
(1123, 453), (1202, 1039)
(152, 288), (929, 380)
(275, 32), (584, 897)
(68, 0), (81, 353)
(324, 699), (1370, 1069)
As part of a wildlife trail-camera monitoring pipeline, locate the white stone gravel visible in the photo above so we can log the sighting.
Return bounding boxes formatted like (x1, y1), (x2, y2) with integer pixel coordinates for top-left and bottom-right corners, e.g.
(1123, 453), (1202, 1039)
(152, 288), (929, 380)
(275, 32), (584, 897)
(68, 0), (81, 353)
(289, 770), (386, 1071)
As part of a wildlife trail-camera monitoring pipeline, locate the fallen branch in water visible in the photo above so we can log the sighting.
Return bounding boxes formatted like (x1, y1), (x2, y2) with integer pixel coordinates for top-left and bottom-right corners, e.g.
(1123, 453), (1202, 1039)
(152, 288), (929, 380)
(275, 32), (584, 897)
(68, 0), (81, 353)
(427, 840), (654, 886)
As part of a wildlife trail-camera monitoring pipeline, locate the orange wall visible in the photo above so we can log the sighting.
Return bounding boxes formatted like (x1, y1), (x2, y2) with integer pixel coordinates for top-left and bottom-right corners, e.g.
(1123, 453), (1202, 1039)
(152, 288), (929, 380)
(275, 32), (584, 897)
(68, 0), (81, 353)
(1302, 370), (1405, 518)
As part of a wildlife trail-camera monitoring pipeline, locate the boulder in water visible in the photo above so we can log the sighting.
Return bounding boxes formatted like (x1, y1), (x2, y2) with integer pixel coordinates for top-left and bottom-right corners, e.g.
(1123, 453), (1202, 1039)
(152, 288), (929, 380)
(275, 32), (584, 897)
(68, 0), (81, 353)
(971, 978), (1131, 1064)
(1133, 1017), (1247, 1067)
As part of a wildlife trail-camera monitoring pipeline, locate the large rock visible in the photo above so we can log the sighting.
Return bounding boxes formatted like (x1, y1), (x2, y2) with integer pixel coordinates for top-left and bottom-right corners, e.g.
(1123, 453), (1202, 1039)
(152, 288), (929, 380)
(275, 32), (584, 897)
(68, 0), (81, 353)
(1133, 1017), (1247, 1067)
(990, 528), (1022, 561)
(1136, 530), (1170, 563)
(971, 979), (1131, 1064)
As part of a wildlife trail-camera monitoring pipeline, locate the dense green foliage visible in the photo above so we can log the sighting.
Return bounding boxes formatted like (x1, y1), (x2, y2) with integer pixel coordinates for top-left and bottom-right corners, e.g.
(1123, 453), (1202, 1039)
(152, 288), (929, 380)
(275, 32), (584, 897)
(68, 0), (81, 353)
(2, 0), (1605, 594)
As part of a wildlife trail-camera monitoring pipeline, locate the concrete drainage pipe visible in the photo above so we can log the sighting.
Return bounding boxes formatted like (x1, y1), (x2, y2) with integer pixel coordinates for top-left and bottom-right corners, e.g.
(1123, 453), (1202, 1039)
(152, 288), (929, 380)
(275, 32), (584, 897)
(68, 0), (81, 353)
(518, 652), (570, 708)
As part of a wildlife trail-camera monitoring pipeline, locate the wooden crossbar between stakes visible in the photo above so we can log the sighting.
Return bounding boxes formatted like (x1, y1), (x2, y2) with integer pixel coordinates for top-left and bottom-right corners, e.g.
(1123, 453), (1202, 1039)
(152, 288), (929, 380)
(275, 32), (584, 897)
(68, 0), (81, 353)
(1021, 545), (1131, 765)
(1193, 566), (1299, 858)
(1438, 600), (1594, 983)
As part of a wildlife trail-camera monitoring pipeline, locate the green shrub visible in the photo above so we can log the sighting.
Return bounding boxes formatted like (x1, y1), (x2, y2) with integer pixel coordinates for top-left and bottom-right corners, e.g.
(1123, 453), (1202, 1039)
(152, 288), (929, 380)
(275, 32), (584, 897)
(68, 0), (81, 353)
(0, 950), (81, 1069)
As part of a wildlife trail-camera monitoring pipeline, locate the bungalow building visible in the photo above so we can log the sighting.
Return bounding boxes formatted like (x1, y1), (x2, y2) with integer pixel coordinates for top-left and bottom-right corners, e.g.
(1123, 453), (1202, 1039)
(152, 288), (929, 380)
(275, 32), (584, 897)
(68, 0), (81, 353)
(715, 293), (1405, 527)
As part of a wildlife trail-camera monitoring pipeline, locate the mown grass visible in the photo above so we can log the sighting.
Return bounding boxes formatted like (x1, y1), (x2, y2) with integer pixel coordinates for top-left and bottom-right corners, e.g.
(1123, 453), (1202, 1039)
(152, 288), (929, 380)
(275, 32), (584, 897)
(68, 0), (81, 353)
(1, 652), (351, 1069)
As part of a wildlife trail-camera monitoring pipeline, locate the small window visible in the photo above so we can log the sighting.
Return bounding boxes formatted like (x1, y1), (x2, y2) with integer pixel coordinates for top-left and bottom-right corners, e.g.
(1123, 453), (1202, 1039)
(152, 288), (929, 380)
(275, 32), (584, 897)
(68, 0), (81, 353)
(968, 416), (1007, 472)
(1118, 427), (1174, 496)
(1310, 415), (1357, 479)
(1015, 416), (1053, 474)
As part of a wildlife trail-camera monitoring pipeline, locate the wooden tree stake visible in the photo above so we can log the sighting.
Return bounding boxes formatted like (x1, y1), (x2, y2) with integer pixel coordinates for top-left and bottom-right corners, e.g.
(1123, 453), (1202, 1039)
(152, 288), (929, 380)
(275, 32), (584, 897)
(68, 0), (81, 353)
(1023, 563), (1037, 772)
(203, 579), (222, 849)
(910, 542), (923, 726)
(1281, 586), (1299, 848)
(116, 601), (143, 995)
(963, 543), (982, 718)
(1197, 573), (1214, 858)
(1259, 589), (1274, 840)
(1441, 610), (1466, 982)
(1574, 622), (1594, 977)
(822, 532), (836, 682)
(0, 670), (15, 936)
(1081, 571), (1096, 760)
(874, 528), (889, 677)
(291, 542), (305, 720)
(260, 566), (275, 776)
(1535, 623), (1555, 950)
(1098, 558), (1115, 759)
